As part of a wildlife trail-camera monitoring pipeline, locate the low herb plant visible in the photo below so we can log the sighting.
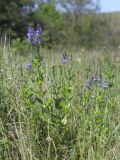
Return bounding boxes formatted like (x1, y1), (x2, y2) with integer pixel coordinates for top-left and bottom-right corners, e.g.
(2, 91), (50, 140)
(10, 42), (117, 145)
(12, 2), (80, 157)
(0, 28), (120, 160)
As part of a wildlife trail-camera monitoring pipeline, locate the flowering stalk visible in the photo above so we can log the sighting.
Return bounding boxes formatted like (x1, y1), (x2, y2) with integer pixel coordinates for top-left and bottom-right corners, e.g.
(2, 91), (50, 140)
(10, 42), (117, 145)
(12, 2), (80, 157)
(61, 52), (68, 65)
(87, 73), (108, 90)
(27, 24), (42, 59)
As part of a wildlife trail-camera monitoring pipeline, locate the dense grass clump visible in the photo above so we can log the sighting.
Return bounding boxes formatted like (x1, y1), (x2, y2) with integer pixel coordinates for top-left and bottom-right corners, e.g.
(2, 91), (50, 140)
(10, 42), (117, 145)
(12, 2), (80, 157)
(0, 39), (120, 160)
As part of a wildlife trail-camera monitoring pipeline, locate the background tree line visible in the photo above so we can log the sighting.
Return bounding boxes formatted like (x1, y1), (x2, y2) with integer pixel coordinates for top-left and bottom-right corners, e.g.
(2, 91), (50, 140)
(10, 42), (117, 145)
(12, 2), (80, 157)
(0, 0), (120, 48)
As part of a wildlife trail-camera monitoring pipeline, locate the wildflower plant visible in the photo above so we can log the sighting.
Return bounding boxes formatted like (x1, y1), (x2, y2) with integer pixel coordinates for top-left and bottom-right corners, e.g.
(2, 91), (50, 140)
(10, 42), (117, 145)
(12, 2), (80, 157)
(27, 24), (42, 59)
(22, 24), (45, 136)
(25, 60), (32, 71)
(0, 36), (120, 159)
(47, 55), (75, 126)
(27, 24), (42, 47)
(87, 72), (108, 90)
(61, 52), (68, 65)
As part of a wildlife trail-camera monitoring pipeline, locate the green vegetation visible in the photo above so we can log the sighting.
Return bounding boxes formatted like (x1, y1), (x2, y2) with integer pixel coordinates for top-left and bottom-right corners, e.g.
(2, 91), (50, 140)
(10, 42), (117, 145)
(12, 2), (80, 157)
(0, 1), (120, 160)
(0, 37), (120, 159)
(0, 0), (29, 37)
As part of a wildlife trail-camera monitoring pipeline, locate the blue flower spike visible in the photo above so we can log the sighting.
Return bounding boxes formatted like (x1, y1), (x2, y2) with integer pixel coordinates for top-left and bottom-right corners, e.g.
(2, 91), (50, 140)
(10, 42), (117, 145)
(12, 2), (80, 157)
(61, 52), (68, 65)
(27, 24), (42, 46)
(25, 61), (32, 71)
(27, 25), (34, 43)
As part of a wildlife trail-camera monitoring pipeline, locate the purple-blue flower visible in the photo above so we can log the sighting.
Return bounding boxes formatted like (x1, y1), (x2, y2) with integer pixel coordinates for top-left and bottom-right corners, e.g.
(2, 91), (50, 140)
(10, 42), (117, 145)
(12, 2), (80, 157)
(27, 25), (42, 46)
(36, 26), (42, 36)
(61, 53), (68, 64)
(25, 61), (32, 71)
(100, 82), (107, 89)
(27, 25), (34, 43)
(87, 73), (108, 90)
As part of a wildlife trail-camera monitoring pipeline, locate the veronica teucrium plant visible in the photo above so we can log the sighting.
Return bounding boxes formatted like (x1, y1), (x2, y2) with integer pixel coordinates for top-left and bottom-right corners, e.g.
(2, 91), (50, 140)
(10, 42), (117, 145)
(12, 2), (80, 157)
(22, 24), (45, 118)
(27, 24), (42, 46)
(27, 24), (42, 58)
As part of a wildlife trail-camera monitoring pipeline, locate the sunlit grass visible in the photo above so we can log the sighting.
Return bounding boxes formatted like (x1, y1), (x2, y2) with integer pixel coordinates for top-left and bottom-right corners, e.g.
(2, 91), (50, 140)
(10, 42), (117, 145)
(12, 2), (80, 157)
(0, 41), (120, 160)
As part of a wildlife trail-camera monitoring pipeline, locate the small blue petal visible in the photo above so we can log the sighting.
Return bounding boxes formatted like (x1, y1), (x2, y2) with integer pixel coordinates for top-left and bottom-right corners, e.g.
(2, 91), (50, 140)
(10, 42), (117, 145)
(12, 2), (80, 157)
(61, 54), (68, 64)
(25, 61), (32, 71)
(101, 82), (107, 89)
(36, 27), (42, 36)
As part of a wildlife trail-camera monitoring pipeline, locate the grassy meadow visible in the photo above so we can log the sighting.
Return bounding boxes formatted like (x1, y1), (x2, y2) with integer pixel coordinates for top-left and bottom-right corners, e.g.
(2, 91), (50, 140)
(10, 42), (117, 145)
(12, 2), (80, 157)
(0, 39), (120, 160)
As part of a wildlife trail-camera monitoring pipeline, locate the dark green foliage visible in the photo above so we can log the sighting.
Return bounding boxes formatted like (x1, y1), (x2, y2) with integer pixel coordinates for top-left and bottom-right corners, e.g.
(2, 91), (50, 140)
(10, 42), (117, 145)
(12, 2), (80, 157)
(0, 0), (119, 48)
(0, 0), (30, 38)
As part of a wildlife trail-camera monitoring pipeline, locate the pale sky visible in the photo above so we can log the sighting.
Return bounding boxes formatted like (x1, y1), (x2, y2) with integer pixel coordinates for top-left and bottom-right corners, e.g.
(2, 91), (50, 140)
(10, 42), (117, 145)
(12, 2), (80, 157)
(100, 0), (120, 12)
